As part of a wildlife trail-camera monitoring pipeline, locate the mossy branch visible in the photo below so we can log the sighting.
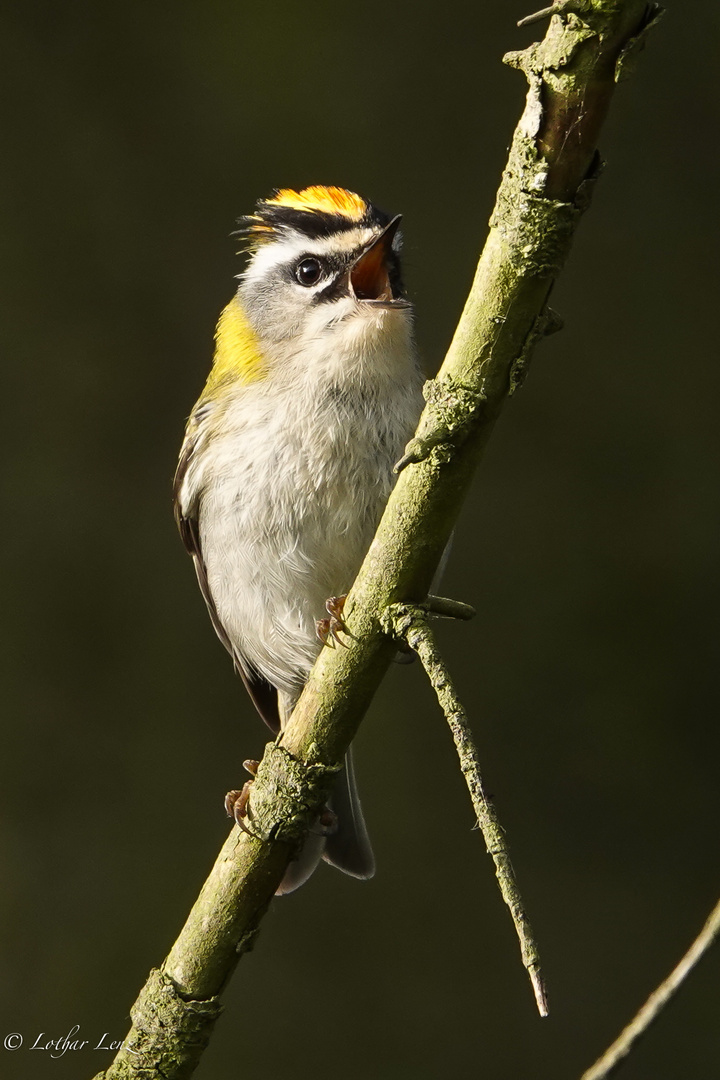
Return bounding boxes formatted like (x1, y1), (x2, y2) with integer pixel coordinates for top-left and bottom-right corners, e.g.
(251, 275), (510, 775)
(382, 603), (548, 1017)
(95, 3), (659, 1076)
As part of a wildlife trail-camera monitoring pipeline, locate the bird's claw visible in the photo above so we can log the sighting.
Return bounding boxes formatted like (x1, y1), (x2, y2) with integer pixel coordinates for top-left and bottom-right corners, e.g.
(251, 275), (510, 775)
(225, 759), (260, 834)
(316, 594), (350, 648)
(226, 758), (337, 840)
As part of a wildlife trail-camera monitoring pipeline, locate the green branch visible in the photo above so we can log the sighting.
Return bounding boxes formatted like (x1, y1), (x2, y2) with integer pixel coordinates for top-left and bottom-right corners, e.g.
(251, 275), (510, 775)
(95, 3), (659, 1076)
(382, 603), (548, 1017)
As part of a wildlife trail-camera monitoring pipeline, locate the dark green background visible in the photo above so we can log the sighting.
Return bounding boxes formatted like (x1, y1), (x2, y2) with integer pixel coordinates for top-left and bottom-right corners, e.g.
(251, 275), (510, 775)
(2, 2), (719, 1078)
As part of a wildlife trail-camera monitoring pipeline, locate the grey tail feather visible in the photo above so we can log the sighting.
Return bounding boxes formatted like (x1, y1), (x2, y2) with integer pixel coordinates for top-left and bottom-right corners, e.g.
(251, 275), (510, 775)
(275, 748), (375, 894)
(323, 746), (375, 880)
(275, 830), (327, 895)
(274, 693), (374, 894)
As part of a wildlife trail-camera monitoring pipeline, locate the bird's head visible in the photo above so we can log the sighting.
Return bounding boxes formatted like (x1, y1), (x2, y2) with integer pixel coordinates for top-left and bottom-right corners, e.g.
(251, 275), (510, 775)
(239, 185), (408, 321)
(241, 186), (412, 354)
(204, 187), (414, 397)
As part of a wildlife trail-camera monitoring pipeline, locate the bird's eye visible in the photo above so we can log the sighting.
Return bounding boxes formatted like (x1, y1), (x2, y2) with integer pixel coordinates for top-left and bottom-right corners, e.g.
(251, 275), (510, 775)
(295, 257), (323, 286)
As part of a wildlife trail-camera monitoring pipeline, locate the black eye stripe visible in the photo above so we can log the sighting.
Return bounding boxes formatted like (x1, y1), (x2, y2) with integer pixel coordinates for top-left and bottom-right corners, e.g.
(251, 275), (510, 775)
(313, 275), (350, 304)
(288, 245), (406, 303)
(291, 251), (347, 290)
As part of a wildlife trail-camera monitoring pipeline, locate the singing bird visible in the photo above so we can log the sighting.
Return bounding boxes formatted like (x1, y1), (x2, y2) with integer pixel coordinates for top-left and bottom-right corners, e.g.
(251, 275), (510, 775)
(174, 186), (423, 892)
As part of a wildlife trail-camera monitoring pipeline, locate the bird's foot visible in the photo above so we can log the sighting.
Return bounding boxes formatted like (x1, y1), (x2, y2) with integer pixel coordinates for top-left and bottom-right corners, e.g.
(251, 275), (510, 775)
(226, 759), (337, 839)
(225, 759), (260, 833)
(315, 594), (350, 648)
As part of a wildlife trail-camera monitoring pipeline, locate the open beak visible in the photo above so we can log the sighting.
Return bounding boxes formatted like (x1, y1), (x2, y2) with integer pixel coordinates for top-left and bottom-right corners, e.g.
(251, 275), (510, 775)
(349, 215), (408, 307)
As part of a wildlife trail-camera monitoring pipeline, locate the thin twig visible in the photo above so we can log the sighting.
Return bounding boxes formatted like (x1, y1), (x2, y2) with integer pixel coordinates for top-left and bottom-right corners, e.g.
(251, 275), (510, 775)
(517, 4), (563, 29)
(580, 895), (720, 1080)
(383, 604), (549, 1018)
(425, 594), (477, 620)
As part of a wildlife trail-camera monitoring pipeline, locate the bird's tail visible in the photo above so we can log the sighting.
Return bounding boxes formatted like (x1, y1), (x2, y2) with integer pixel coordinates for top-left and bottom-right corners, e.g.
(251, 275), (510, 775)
(322, 746), (375, 880)
(275, 688), (375, 894)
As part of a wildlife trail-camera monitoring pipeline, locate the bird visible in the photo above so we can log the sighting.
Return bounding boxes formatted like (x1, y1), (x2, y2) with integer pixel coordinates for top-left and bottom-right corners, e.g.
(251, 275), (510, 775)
(173, 186), (423, 893)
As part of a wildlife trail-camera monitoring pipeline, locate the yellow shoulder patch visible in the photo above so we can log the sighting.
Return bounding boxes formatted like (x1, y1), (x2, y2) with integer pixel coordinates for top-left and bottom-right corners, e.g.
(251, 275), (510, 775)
(266, 186), (367, 220)
(202, 298), (265, 396)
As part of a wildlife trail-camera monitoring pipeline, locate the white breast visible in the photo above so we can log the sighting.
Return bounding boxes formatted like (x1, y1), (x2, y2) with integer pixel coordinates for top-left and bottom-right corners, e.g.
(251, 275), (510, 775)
(185, 310), (422, 695)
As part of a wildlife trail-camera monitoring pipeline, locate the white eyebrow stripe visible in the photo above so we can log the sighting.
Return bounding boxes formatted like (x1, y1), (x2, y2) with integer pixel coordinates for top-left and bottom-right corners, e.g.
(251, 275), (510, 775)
(240, 226), (376, 284)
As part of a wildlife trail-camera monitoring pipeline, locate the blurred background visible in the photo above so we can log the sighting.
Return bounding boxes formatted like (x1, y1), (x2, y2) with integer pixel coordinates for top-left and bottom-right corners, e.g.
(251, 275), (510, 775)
(2, 1), (719, 1077)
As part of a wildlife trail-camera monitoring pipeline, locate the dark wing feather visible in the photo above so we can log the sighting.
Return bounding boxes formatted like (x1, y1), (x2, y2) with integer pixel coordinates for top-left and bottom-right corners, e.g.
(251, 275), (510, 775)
(173, 433), (281, 734)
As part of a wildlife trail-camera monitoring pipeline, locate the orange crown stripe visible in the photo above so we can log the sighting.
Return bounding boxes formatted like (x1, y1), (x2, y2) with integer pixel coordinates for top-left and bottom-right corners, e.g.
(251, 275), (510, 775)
(265, 186), (367, 219)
